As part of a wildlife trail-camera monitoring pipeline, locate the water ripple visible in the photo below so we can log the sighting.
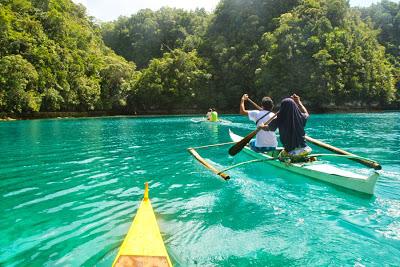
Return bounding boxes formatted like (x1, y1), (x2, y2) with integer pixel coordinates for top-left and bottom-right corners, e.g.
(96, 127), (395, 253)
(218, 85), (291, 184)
(0, 114), (399, 266)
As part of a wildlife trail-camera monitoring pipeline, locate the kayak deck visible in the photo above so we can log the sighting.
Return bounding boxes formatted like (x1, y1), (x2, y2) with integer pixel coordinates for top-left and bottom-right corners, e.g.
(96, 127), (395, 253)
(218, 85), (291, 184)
(229, 130), (379, 194)
(113, 183), (172, 267)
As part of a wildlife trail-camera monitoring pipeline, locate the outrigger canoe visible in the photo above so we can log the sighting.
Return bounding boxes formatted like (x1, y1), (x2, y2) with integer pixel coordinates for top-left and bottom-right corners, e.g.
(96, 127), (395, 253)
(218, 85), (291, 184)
(190, 118), (231, 124)
(113, 183), (172, 267)
(229, 130), (379, 194)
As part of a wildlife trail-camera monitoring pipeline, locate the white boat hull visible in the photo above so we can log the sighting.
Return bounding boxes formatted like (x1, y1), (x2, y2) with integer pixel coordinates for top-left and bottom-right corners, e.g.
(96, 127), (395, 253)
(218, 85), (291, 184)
(229, 130), (379, 194)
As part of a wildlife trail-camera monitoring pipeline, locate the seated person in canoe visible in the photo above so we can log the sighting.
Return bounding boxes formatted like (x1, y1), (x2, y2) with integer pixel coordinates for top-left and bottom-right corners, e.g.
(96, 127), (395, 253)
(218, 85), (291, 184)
(263, 94), (312, 161)
(208, 108), (219, 122)
(240, 94), (278, 152)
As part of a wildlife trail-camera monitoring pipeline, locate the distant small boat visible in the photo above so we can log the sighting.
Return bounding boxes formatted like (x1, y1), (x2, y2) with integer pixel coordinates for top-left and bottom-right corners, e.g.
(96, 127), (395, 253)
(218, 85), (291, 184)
(229, 130), (379, 195)
(190, 118), (231, 124)
(112, 183), (173, 267)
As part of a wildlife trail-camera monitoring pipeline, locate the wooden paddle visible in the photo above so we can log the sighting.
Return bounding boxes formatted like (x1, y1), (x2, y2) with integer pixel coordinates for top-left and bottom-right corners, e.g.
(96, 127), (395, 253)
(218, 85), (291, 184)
(247, 98), (262, 110)
(246, 96), (382, 170)
(228, 113), (277, 156)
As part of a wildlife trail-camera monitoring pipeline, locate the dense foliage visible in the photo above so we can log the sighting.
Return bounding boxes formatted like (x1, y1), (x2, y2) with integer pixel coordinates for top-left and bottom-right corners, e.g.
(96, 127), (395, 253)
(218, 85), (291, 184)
(0, 0), (137, 113)
(358, 0), (400, 68)
(200, 0), (301, 109)
(357, 0), (400, 103)
(0, 0), (398, 115)
(257, 0), (395, 107)
(102, 0), (397, 111)
(101, 8), (209, 69)
(128, 49), (212, 112)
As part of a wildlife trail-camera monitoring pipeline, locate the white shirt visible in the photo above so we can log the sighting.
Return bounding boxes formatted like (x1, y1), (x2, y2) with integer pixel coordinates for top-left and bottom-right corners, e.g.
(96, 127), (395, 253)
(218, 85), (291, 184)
(248, 110), (278, 148)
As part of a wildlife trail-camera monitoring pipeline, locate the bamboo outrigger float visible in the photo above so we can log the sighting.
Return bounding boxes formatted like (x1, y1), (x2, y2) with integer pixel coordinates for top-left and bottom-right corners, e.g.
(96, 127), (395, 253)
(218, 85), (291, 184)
(188, 148), (230, 180)
(113, 183), (173, 267)
(229, 130), (379, 195)
(187, 141), (236, 180)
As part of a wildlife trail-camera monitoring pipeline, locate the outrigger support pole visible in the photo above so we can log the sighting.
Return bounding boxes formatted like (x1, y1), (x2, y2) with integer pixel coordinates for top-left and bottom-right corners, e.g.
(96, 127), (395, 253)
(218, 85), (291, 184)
(305, 136), (382, 170)
(188, 148), (230, 180)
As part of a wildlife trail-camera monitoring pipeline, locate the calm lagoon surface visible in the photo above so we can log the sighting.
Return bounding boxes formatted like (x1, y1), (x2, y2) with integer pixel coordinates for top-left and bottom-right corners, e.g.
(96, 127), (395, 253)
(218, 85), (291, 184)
(0, 113), (399, 266)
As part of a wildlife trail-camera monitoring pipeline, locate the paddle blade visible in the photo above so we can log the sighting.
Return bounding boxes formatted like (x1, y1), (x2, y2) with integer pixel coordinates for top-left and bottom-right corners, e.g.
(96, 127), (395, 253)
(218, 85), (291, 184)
(228, 129), (258, 156)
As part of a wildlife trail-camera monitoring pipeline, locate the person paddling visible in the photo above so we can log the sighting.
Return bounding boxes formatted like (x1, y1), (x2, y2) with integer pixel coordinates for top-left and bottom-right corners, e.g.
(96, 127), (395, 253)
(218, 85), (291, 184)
(210, 108), (219, 122)
(240, 94), (277, 152)
(263, 94), (311, 161)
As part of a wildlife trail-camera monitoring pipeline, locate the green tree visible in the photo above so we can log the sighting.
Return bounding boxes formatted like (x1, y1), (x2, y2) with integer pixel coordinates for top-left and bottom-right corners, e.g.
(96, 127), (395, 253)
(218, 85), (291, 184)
(200, 0), (300, 109)
(101, 8), (210, 69)
(357, 0), (400, 105)
(0, 55), (41, 112)
(358, 0), (400, 67)
(256, 0), (395, 108)
(73, 76), (100, 111)
(99, 55), (138, 111)
(0, 0), (138, 113)
(129, 49), (211, 111)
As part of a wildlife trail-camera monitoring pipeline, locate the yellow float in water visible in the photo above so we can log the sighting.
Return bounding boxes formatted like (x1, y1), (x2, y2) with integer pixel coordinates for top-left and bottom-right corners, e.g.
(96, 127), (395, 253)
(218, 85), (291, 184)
(113, 182), (173, 267)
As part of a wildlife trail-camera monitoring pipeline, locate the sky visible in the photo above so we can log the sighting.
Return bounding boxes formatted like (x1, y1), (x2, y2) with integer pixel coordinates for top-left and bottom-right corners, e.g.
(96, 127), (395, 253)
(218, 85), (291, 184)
(72, 0), (399, 22)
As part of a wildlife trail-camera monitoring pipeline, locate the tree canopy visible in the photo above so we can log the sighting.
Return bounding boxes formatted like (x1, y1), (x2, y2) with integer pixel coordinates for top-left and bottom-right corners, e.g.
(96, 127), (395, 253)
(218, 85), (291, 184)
(357, 0), (400, 104)
(0, 0), (137, 113)
(0, 0), (398, 115)
(256, 0), (395, 107)
(101, 7), (210, 69)
(128, 49), (212, 112)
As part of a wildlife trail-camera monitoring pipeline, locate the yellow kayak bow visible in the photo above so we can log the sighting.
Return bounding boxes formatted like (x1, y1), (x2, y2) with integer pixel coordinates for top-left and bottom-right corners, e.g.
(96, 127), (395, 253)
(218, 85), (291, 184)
(113, 182), (173, 267)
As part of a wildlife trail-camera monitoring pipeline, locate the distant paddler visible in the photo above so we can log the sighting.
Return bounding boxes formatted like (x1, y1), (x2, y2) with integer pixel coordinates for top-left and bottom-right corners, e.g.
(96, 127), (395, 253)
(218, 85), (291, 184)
(240, 94), (277, 152)
(206, 108), (219, 122)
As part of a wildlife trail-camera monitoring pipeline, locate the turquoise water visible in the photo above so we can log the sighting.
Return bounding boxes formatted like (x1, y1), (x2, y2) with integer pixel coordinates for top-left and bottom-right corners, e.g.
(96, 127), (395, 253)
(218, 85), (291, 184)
(0, 113), (399, 266)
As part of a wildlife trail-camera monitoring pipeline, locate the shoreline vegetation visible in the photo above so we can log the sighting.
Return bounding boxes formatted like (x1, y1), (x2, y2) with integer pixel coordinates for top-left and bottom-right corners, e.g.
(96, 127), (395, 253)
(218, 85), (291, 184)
(1, 106), (398, 121)
(0, 0), (399, 118)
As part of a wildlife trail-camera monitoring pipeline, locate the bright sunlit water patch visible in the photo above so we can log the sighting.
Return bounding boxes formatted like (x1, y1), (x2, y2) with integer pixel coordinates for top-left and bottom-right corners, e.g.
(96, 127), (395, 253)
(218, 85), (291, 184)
(0, 113), (399, 266)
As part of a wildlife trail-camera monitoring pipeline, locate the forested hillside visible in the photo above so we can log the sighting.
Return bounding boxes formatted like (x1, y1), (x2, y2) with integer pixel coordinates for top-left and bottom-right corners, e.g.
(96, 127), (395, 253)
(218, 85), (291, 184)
(358, 0), (400, 68)
(256, 0), (395, 107)
(358, 0), (400, 104)
(0, 0), (398, 115)
(103, 0), (396, 110)
(0, 0), (137, 113)
(102, 8), (209, 69)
